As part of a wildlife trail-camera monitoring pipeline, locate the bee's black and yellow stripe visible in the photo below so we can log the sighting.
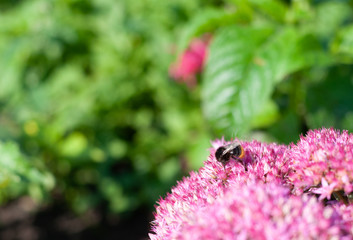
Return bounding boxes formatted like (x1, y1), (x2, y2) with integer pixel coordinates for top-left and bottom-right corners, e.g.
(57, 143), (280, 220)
(215, 142), (244, 166)
(233, 145), (244, 159)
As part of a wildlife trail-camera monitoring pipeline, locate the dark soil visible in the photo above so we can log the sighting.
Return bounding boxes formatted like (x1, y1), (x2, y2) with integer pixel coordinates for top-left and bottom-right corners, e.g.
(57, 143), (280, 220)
(0, 197), (153, 240)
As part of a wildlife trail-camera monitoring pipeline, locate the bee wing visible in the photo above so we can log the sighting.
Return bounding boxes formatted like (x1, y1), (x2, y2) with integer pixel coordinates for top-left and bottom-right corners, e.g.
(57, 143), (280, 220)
(223, 141), (240, 153)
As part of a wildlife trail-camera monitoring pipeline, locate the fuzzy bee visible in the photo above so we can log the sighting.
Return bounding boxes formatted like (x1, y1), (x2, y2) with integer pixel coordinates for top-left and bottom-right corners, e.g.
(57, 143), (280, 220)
(215, 141), (245, 169)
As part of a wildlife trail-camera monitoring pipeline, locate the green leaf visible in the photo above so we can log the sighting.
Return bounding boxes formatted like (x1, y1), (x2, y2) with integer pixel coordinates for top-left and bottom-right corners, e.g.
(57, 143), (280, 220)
(250, 99), (279, 128)
(202, 25), (328, 137)
(331, 24), (353, 62)
(177, 8), (251, 53)
(286, 0), (314, 24)
(0, 38), (29, 100)
(249, 0), (288, 22)
(312, 1), (353, 38)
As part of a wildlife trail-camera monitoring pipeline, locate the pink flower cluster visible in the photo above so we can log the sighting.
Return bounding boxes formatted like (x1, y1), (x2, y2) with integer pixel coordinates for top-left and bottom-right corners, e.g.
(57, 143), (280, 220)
(150, 128), (353, 239)
(157, 183), (350, 240)
(169, 37), (209, 88)
(288, 128), (353, 198)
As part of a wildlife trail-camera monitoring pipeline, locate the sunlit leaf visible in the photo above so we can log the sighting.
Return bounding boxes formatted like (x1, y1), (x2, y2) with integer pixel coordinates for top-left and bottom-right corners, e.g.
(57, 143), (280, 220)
(202, 25), (329, 136)
(249, 0), (288, 22)
(331, 24), (353, 62)
(313, 1), (353, 38)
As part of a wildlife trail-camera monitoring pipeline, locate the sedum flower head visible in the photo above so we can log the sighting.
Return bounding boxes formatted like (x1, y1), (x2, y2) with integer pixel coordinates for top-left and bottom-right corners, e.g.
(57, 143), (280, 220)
(150, 130), (353, 239)
(150, 182), (351, 240)
(288, 128), (353, 199)
(150, 140), (291, 239)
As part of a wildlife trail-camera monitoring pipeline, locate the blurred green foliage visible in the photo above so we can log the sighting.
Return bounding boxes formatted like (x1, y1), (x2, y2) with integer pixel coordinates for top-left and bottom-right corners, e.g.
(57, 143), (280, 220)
(0, 141), (54, 203)
(2, 0), (353, 219)
(0, 0), (214, 213)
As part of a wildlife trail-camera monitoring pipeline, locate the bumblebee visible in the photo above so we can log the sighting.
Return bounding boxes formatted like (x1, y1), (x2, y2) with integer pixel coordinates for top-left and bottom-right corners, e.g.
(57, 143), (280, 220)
(215, 141), (245, 168)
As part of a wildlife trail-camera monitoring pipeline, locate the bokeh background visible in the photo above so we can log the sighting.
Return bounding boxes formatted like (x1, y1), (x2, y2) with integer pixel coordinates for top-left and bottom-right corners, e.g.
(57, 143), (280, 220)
(1, 0), (353, 239)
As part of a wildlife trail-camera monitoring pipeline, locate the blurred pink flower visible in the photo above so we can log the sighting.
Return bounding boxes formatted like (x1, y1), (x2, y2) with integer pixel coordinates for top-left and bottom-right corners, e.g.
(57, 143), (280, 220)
(333, 203), (353, 231)
(288, 128), (353, 200)
(169, 37), (209, 88)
